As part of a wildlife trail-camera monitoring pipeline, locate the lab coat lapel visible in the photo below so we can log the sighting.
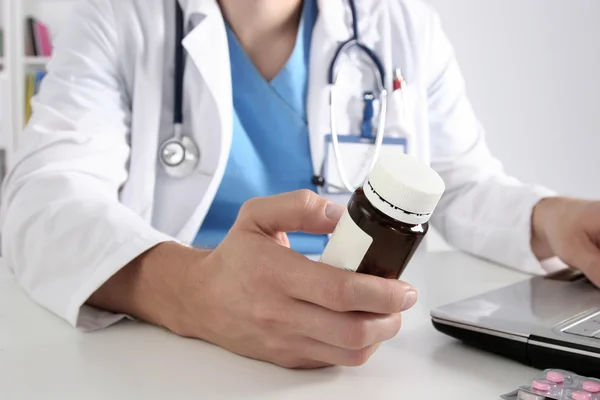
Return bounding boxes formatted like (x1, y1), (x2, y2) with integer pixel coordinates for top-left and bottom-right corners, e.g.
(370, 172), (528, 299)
(180, 0), (232, 138)
(119, 0), (166, 220)
(307, 0), (347, 178)
(159, 0), (233, 242)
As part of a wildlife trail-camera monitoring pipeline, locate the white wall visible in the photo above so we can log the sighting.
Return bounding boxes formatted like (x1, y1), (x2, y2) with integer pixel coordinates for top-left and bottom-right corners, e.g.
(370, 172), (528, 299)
(425, 0), (600, 199)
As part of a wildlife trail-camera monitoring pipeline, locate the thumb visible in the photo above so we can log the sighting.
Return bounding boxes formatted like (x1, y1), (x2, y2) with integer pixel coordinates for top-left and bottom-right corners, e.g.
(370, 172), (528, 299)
(567, 238), (600, 288)
(235, 190), (345, 235)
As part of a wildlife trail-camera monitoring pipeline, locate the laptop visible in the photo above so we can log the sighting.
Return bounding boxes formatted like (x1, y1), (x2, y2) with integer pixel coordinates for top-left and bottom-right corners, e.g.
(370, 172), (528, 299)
(430, 269), (600, 377)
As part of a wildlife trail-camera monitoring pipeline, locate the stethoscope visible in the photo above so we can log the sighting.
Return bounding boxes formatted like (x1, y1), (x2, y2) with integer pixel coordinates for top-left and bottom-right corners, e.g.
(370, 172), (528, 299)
(311, 0), (388, 193)
(159, 0), (387, 188)
(158, 2), (200, 178)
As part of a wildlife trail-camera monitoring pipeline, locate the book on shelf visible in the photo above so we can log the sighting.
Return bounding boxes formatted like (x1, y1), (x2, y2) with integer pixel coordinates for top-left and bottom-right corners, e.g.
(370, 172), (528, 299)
(24, 69), (47, 124)
(25, 17), (53, 57)
(0, 28), (4, 72)
(0, 149), (6, 189)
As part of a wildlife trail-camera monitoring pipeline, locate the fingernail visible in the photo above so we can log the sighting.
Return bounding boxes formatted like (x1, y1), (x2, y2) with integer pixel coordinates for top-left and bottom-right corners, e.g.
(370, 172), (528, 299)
(401, 291), (418, 311)
(325, 202), (345, 221)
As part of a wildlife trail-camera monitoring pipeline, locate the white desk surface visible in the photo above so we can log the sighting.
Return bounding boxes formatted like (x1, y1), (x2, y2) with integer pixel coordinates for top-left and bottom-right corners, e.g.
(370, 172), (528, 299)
(0, 252), (540, 399)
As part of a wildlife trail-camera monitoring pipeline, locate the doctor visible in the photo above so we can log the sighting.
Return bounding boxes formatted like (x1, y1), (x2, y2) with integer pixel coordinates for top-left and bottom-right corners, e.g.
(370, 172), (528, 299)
(2, 0), (600, 369)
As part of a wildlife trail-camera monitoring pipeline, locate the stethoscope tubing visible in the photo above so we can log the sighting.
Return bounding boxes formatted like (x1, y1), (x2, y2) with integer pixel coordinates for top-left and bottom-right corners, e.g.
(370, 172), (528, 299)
(162, 0), (387, 186)
(324, 0), (388, 193)
(173, 2), (185, 132)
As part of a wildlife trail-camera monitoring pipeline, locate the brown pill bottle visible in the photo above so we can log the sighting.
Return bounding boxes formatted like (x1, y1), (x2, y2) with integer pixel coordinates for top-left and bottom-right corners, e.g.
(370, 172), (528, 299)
(320, 154), (445, 279)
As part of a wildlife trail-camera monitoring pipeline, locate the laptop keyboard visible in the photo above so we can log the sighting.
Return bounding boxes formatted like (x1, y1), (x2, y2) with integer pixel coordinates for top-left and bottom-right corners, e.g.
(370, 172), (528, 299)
(563, 310), (600, 339)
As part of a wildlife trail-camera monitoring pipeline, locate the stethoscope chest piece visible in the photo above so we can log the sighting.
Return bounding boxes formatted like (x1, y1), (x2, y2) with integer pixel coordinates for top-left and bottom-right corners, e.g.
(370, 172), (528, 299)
(159, 134), (200, 178)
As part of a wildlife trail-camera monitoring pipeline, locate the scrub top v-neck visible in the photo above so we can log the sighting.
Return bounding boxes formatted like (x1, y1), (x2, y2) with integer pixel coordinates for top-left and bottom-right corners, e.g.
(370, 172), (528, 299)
(194, 0), (327, 254)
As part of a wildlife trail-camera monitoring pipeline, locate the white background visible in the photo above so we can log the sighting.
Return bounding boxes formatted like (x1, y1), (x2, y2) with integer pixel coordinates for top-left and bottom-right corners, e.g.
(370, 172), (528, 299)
(425, 0), (600, 199)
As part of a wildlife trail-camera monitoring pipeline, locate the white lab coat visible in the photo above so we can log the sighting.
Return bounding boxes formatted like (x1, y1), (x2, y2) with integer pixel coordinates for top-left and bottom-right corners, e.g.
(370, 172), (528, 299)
(0, 0), (561, 330)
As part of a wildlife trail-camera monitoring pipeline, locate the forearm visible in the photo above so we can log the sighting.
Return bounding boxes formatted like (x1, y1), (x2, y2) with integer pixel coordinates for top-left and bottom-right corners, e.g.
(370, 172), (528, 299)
(431, 174), (557, 272)
(87, 242), (209, 331)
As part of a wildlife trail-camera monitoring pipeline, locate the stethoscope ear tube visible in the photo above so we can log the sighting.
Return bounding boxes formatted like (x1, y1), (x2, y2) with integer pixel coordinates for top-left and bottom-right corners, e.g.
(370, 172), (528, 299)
(329, 84), (354, 193)
(323, 10), (388, 193)
(328, 83), (388, 193)
(327, 39), (386, 88)
(325, 15), (389, 192)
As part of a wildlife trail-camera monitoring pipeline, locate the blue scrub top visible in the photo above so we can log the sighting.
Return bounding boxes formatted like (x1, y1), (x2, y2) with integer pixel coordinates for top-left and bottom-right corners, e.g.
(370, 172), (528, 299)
(194, 0), (327, 253)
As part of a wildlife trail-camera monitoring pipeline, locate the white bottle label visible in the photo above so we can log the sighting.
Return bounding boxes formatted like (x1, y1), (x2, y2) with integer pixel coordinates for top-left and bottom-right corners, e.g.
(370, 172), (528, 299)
(320, 210), (373, 272)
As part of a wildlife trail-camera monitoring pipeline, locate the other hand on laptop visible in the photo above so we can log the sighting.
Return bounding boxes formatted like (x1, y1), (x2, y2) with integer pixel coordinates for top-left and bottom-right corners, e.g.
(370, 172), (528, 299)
(532, 197), (600, 288)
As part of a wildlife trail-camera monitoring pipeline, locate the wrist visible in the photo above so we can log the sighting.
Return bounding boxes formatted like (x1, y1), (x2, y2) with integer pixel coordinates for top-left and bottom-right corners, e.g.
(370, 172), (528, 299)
(531, 196), (562, 261)
(127, 242), (211, 330)
(88, 241), (209, 331)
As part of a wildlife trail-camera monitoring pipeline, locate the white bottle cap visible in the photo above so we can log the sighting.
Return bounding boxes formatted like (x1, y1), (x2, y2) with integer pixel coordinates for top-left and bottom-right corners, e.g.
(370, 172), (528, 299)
(363, 154), (446, 224)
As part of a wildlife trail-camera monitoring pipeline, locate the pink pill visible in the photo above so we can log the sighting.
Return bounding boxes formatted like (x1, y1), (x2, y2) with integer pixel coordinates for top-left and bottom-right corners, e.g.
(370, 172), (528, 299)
(532, 380), (551, 391)
(546, 371), (565, 383)
(582, 381), (600, 393)
(572, 390), (592, 400)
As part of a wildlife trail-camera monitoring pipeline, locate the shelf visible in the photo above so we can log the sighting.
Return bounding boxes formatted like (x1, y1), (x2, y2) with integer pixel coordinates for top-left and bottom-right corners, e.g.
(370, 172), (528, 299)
(2, 0), (74, 163)
(24, 56), (51, 65)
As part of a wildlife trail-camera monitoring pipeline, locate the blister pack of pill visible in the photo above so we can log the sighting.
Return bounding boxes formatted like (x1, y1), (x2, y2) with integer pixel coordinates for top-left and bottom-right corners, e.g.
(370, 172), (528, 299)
(501, 369), (600, 400)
